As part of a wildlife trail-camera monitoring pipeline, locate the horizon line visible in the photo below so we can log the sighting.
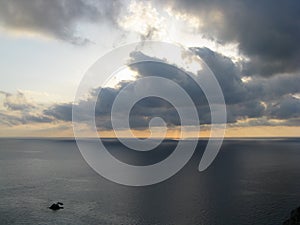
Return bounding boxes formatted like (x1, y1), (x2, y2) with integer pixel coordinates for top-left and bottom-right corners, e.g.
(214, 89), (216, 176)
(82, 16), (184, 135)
(1, 136), (300, 140)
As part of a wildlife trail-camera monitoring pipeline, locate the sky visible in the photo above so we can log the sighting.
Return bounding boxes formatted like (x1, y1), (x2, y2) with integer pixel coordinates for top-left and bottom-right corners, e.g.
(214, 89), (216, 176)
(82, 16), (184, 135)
(0, 0), (299, 138)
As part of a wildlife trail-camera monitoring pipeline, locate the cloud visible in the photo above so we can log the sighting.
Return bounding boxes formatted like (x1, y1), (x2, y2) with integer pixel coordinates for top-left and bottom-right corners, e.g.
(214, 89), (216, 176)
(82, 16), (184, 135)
(127, 48), (300, 126)
(0, 0), (122, 45)
(117, 1), (167, 41)
(155, 0), (300, 76)
(44, 103), (72, 121)
(0, 110), (53, 126)
(44, 47), (299, 130)
(1, 91), (35, 111)
(1, 0), (299, 75)
(3, 47), (299, 131)
(268, 95), (300, 119)
(0, 91), (53, 126)
(245, 73), (300, 101)
(192, 47), (247, 104)
(192, 47), (300, 123)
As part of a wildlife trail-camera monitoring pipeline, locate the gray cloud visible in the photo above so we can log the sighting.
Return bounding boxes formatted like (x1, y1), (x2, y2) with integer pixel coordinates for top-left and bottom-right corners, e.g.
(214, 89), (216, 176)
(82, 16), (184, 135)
(127, 48), (300, 126)
(0, 112), (23, 126)
(0, 109), (53, 126)
(1, 91), (35, 111)
(245, 74), (300, 101)
(155, 0), (300, 76)
(1, 0), (298, 75)
(44, 103), (72, 121)
(46, 48), (298, 129)
(1, 0), (299, 75)
(7, 47), (299, 130)
(0, 91), (53, 126)
(268, 95), (300, 119)
(193, 47), (300, 122)
(192, 47), (247, 104)
(0, 0), (122, 45)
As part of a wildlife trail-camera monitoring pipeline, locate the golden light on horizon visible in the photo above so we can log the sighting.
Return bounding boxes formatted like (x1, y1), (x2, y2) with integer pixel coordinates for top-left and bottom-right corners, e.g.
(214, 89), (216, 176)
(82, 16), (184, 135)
(1, 122), (298, 138)
(98, 126), (300, 139)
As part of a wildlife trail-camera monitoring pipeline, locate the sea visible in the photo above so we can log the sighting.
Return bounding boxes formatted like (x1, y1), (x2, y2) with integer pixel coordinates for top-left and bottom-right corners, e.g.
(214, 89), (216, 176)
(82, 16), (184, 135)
(0, 138), (300, 225)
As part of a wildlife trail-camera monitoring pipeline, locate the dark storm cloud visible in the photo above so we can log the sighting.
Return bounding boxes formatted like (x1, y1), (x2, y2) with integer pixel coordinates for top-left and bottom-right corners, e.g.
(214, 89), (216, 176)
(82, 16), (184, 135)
(127, 60), (210, 126)
(155, 0), (300, 76)
(129, 49), (264, 124)
(127, 97), (181, 129)
(0, 0), (122, 45)
(192, 47), (248, 104)
(245, 74), (300, 101)
(268, 95), (300, 119)
(226, 100), (265, 123)
(43, 87), (121, 129)
(13, 48), (300, 129)
(44, 103), (73, 121)
(1, 0), (299, 74)
(126, 48), (300, 126)
(193, 47), (300, 122)
(47, 48), (262, 129)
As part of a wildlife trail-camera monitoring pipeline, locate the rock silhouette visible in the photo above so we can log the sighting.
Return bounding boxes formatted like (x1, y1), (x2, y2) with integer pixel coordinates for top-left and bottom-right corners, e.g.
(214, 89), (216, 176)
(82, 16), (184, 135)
(283, 206), (300, 225)
(49, 202), (64, 211)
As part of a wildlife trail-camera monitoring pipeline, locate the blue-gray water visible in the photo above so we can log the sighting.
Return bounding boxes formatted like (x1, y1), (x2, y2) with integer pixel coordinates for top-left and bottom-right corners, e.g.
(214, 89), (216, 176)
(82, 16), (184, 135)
(1, 138), (300, 225)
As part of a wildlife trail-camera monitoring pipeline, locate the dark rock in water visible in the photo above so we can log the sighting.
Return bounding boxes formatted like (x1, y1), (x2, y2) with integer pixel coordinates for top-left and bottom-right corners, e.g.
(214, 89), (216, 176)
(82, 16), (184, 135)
(283, 207), (300, 225)
(49, 202), (64, 211)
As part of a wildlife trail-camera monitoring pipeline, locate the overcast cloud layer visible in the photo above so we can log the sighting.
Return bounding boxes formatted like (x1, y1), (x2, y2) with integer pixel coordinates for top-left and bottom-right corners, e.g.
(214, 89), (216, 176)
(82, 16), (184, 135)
(0, 0), (122, 45)
(0, 0), (300, 75)
(0, 0), (299, 133)
(154, 0), (300, 76)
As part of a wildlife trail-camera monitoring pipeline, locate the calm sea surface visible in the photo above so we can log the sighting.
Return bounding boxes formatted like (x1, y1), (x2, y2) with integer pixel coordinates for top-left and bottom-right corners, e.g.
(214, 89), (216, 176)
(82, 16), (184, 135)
(0, 138), (300, 225)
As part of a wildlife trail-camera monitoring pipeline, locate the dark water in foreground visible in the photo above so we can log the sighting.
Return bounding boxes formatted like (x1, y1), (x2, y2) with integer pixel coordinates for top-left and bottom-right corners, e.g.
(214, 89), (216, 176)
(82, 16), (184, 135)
(0, 138), (300, 225)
